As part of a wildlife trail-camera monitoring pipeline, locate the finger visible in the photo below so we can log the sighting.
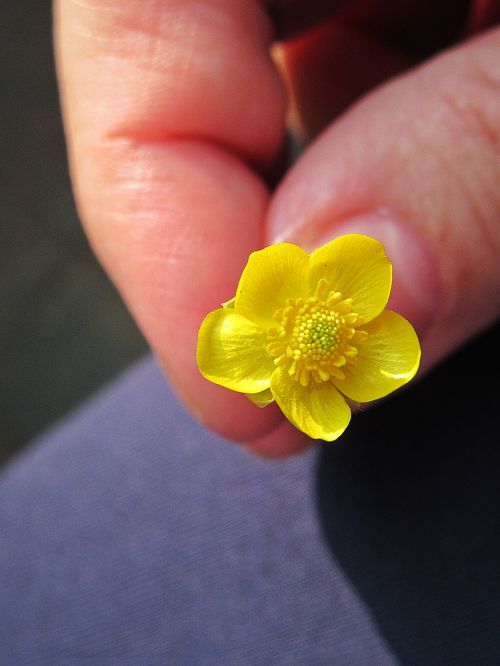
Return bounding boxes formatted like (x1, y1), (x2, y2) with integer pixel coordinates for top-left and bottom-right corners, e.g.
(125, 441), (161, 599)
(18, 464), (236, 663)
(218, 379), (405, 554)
(265, 0), (347, 39)
(273, 17), (412, 139)
(273, 0), (474, 140)
(467, 0), (500, 34)
(55, 0), (288, 444)
(57, 0), (284, 165)
(268, 28), (500, 378)
(267, 0), (468, 46)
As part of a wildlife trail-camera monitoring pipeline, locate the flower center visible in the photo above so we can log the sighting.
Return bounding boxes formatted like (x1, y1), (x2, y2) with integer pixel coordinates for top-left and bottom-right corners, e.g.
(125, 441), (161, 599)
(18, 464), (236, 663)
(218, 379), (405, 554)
(291, 307), (342, 360)
(266, 279), (368, 387)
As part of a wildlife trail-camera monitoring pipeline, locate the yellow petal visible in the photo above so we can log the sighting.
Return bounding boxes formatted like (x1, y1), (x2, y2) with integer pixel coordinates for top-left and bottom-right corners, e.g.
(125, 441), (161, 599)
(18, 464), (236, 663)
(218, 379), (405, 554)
(270, 368), (351, 441)
(197, 309), (273, 393)
(235, 243), (309, 328)
(336, 310), (421, 402)
(309, 234), (392, 323)
(221, 297), (235, 309)
(246, 388), (275, 408)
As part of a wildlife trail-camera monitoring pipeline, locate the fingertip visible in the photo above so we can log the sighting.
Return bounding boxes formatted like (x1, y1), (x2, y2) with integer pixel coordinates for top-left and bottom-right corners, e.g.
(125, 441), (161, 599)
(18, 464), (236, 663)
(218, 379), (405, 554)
(244, 417), (312, 458)
(324, 214), (441, 340)
(184, 383), (288, 444)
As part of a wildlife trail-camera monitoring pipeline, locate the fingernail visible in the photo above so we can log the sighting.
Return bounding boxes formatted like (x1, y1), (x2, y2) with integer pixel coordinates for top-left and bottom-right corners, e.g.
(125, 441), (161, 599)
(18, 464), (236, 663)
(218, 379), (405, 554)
(287, 212), (440, 338)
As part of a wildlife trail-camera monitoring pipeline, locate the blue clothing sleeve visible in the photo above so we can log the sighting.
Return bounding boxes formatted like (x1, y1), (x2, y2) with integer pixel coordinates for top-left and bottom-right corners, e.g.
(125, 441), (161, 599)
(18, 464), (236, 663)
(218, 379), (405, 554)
(0, 326), (499, 665)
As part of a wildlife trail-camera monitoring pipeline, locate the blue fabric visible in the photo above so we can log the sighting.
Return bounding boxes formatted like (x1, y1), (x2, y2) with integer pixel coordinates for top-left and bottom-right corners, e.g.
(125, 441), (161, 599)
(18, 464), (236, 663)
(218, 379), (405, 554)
(0, 325), (499, 664)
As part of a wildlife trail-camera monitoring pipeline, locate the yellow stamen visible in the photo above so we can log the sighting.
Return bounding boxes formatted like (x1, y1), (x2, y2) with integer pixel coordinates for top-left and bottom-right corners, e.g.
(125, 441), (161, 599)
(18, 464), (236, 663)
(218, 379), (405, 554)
(265, 288), (368, 386)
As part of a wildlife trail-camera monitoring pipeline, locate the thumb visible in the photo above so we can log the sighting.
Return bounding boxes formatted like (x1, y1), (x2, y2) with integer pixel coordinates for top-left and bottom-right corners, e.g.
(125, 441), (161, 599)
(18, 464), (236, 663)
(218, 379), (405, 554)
(268, 29), (500, 375)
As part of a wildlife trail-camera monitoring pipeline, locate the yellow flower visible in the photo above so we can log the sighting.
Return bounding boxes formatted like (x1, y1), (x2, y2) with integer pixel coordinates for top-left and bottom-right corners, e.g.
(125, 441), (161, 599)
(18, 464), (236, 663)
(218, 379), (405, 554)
(197, 234), (421, 441)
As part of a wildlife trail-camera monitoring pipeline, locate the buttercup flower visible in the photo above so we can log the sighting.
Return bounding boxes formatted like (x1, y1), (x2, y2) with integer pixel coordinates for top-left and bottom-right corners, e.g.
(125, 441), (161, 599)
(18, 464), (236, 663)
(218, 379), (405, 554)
(197, 234), (421, 441)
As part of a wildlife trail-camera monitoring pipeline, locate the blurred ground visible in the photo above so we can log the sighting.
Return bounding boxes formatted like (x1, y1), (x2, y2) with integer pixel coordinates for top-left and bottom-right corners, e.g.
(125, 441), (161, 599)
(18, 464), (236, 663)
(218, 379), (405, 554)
(0, 1), (147, 464)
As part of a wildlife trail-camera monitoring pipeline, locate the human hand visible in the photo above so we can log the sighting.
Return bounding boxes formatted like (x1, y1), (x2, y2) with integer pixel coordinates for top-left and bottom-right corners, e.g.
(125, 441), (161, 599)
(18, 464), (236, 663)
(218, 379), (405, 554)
(55, 0), (500, 456)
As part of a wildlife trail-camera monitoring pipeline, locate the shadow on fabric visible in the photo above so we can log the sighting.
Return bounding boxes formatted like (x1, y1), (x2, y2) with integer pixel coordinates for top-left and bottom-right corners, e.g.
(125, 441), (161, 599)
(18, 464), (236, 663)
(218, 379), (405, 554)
(316, 323), (500, 666)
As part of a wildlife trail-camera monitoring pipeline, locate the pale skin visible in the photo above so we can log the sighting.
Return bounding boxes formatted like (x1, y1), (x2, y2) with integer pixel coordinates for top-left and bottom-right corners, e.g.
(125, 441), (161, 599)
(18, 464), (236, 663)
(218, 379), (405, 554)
(55, 0), (500, 457)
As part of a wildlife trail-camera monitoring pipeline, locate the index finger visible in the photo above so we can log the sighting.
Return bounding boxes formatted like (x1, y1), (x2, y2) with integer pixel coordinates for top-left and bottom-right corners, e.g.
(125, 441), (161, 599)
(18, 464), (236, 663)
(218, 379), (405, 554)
(55, 0), (296, 446)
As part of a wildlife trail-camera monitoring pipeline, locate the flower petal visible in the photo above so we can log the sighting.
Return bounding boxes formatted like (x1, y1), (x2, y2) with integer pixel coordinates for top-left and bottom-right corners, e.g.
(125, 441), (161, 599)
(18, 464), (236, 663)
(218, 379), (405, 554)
(336, 310), (421, 402)
(309, 234), (392, 323)
(197, 309), (274, 393)
(246, 388), (274, 407)
(235, 243), (309, 328)
(270, 368), (351, 441)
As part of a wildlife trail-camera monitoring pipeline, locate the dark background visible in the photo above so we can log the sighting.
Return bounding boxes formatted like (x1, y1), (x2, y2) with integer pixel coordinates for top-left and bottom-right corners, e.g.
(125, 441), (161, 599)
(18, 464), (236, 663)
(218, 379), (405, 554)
(0, 1), (147, 464)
